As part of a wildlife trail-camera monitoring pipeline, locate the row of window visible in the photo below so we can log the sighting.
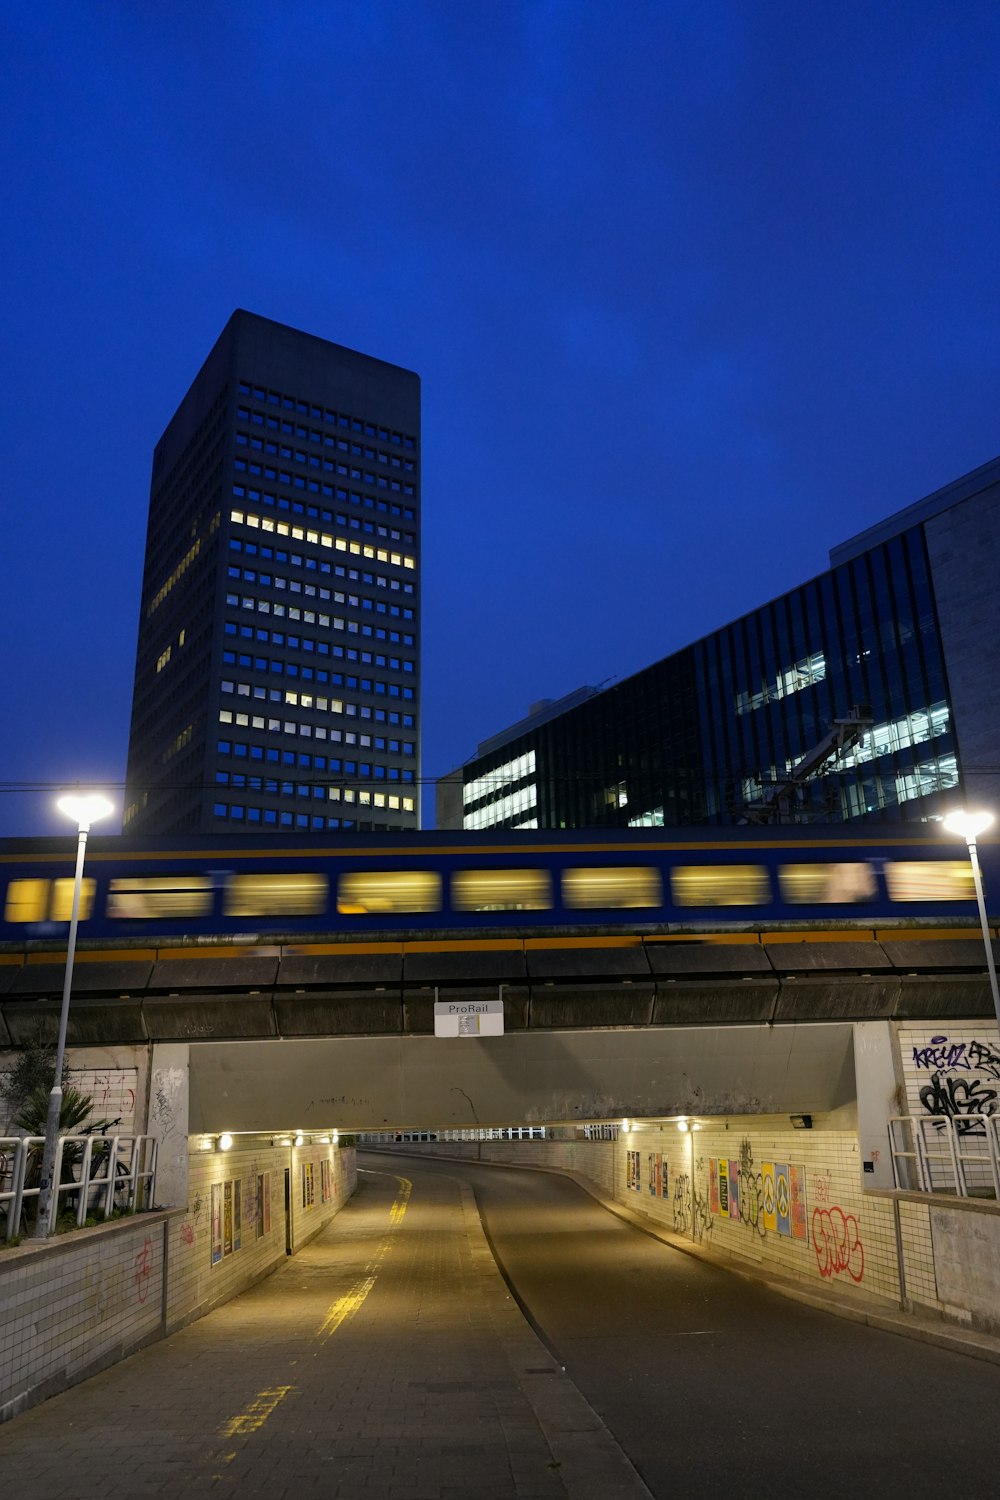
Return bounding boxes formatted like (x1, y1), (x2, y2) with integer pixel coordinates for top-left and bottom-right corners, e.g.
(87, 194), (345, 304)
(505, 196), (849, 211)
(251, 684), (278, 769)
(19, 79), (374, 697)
(3, 860), (976, 924)
(221, 677), (414, 711)
(225, 606), (414, 651)
(235, 436), (415, 518)
(211, 801), (415, 827)
(236, 411), (416, 470)
(230, 483), (411, 543)
(217, 739), (415, 766)
(235, 433), (415, 497)
(233, 481), (414, 542)
(229, 536), (417, 605)
(218, 708), (415, 741)
(222, 649), (413, 681)
(226, 566), (415, 642)
(215, 771), (412, 797)
(236, 380), (416, 450)
(231, 508), (416, 571)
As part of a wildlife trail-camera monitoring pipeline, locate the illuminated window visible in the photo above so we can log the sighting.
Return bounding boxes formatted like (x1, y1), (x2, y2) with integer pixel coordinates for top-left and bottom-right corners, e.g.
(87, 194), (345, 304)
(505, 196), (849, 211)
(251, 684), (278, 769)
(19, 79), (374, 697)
(884, 862), (975, 902)
(670, 866), (772, 906)
(4, 879), (96, 922)
(736, 652), (826, 715)
(778, 863), (878, 904)
(563, 867), (663, 909)
(451, 869), (552, 912)
(337, 871), (440, 914)
(107, 877), (214, 919)
(224, 874), (329, 917)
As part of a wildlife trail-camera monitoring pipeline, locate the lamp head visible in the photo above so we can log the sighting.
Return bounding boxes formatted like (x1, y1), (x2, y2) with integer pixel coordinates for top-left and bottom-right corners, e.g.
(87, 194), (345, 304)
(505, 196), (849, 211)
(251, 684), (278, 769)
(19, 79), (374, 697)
(943, 809), (994, 842)
(57, 793), (114, 831)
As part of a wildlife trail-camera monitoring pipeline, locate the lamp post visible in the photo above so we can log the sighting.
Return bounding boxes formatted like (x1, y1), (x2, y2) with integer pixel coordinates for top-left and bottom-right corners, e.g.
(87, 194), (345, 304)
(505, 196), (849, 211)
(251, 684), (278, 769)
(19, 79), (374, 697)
(33, 792), (113, 1239)
(943, 809), (1000, 1033)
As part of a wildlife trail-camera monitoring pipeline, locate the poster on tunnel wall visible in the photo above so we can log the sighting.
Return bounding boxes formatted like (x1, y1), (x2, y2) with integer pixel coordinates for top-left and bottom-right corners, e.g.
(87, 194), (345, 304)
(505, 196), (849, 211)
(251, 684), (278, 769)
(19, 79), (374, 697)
(728, 1160), (740, 1221)
(789, 1164), (808, 1241)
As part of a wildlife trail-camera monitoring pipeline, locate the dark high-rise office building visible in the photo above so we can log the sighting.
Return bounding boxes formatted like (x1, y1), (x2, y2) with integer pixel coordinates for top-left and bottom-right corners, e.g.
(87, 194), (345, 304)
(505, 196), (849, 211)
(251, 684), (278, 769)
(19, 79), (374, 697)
(124, 311), (420, 835)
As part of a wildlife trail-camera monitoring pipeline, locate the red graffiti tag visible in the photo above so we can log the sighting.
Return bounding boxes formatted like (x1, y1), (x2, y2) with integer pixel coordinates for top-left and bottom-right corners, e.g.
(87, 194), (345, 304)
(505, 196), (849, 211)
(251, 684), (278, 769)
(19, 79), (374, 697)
(134, 1236), (154, 1303)
(812, 1206), (865, 1283)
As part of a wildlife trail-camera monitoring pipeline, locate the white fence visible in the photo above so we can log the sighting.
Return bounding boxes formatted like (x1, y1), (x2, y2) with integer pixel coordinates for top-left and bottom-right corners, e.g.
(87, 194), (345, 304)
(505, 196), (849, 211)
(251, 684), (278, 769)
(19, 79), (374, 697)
(0, 1131), (157, 1240)
(889, 1115), (1000, 1198)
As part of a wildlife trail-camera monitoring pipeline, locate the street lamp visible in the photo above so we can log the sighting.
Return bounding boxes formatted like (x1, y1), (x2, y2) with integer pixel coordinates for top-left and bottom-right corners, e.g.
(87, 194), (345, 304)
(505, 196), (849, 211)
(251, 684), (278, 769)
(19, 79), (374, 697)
(33, 792), (113, 1239)
(943, 809), (1000, 1032)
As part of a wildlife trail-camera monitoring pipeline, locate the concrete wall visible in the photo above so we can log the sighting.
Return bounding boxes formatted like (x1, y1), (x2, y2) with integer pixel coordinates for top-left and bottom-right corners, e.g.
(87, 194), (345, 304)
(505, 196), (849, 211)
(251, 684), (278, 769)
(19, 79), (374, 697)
(0, 1140), (357, 1421)
(187, 1023), (857, 1133)
(0, 1213), (172, 1422)
(382, 1107), (1000, 1334)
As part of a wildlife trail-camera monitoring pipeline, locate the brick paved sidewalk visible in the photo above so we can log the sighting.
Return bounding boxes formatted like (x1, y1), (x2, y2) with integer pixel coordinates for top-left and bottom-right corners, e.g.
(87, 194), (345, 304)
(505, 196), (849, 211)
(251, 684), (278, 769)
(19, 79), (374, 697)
(0, 1160), (649, 1500)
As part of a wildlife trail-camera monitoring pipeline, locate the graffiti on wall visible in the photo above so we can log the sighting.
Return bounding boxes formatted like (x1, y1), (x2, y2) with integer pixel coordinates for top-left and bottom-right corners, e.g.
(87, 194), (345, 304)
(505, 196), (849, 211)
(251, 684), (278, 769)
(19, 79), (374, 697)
(812, 1206), (865, 1282)
(911, 1033), (1000, 1135)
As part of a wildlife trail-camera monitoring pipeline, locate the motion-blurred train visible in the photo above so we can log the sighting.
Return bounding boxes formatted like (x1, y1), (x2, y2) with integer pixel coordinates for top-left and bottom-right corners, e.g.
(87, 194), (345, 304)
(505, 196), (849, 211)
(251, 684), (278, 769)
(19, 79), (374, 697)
(0, 826), (993, 946)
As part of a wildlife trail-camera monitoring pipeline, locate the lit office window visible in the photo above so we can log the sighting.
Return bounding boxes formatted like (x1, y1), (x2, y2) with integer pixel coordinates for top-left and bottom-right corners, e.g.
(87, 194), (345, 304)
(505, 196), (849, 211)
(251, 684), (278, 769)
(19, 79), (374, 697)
(451, 869), (552, 911)
(563, 867), (663, 909)
(670, 866), (772, 907)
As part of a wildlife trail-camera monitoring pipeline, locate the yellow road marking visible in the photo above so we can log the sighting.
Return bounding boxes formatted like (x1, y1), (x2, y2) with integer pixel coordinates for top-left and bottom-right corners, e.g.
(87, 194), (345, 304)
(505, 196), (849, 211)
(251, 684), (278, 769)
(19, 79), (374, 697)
(221, 1385), (294, 1437)
(315, 1175), (411, 1342)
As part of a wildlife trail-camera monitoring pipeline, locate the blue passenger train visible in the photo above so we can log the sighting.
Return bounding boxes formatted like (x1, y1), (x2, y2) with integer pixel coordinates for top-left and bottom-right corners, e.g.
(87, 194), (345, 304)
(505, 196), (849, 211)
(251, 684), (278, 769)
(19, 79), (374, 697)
(0, 826), (993, 947)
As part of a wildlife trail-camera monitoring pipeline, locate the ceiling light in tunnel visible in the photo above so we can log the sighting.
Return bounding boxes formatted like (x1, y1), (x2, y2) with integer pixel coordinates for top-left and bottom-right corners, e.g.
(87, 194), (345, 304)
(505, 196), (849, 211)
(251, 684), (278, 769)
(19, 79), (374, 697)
(218, 1133), (233, 1152)
(677, 1119), (689, 1132)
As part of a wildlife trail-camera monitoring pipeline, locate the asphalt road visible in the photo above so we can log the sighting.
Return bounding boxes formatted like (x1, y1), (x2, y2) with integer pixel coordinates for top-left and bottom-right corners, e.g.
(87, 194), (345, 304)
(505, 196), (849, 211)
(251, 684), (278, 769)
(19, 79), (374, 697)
(389, 1152), (1000, 1500)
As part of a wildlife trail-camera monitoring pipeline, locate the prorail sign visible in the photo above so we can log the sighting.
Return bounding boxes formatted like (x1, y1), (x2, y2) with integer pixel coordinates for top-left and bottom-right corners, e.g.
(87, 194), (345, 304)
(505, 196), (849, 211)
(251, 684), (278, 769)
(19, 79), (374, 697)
(433, 998), (505, 1037)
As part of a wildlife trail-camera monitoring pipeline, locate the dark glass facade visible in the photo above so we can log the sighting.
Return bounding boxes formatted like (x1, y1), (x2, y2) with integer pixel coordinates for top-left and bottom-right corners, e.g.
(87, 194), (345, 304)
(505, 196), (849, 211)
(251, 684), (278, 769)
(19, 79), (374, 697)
(448, 455), (1000, 831)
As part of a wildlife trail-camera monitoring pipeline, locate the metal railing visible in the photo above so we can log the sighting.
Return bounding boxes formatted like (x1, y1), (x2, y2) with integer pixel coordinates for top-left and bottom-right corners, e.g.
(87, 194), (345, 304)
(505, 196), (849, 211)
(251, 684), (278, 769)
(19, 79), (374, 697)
(889, 1115), (1000, 1198)
(0, 1132), (157, 1241)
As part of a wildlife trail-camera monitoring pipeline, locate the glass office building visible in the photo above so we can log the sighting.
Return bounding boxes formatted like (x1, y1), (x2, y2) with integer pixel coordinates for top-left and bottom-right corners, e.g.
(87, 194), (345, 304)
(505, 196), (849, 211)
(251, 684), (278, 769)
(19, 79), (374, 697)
(440, 456), (1000, 830)
(125, 311), (420, 835)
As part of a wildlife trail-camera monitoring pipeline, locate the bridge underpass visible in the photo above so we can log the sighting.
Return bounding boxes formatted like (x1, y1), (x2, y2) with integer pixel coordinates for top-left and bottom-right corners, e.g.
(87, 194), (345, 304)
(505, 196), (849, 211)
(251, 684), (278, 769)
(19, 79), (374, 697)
(2, 931), (1000, 1488)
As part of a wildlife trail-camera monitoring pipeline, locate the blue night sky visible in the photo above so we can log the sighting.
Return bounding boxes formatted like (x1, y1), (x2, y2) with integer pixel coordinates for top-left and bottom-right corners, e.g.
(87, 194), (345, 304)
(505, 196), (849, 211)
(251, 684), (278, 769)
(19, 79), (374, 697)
(2, 2), (998, 836)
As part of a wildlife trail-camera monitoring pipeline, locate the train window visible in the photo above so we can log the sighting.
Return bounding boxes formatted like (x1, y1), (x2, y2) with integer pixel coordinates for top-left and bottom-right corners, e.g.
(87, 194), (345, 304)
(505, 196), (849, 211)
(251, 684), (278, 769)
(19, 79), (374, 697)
(562, 867), (663, 909)
(884, 861), (976, 902)
(225, 874), (328, 917)
(451, 869), (552, 911)
(108, 877), (214, 919)
(4, 878), (96, 923)
(670, 865), (772, 906)
(778, 863), (878, 904)
(337, 871), (441, 914)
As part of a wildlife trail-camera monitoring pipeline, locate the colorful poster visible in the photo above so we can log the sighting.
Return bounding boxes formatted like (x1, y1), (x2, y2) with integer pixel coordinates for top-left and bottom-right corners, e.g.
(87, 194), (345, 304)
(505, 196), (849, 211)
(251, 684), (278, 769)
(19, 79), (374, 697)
(709, 1158), (719, 1214)
(775, 1163), (790, 1237)
(660, 1155), (668, 1198)
(233, 1178), (242, 1252)
(728, 1161), (740, 1221)
(223, 1180), (234, 1256)
(655, 1153), (663, 1198)
(648, 1153), (657, 1195)
(762, 1162), (776, 1233)
(789, 1164), (808, 1242)
(211, 1182), (223, 1265)
(718, 1160), (729, 1217)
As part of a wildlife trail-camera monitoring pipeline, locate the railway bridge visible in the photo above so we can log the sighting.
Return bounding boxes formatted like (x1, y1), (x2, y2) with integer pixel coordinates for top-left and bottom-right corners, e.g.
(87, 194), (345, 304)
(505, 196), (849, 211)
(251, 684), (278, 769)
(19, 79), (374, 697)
(1, 925), (997, 1200)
